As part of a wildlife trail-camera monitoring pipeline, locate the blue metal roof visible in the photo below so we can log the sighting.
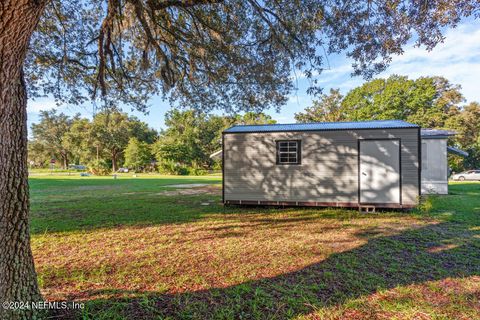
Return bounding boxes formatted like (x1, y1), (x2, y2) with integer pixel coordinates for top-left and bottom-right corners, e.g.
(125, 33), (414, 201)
(447, 146), (469, 157)
(224, 120), (419, 133)
(421, 128), (456, 138)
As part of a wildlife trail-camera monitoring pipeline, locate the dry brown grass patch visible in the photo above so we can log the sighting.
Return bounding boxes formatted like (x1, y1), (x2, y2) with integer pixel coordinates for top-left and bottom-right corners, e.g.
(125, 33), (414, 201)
(32, 213), (431, 302)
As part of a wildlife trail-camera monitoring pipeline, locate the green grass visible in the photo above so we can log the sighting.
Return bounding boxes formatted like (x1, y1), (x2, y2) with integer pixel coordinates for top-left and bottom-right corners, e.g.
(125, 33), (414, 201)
(30, 174), (222, 233)
(29, 175), (480, 319)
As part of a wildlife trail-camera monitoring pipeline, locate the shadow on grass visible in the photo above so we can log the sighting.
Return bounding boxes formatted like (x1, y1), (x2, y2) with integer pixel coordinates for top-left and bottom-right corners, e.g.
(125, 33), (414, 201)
(30, 191), (379, 235)
(56, 221), (480, 319)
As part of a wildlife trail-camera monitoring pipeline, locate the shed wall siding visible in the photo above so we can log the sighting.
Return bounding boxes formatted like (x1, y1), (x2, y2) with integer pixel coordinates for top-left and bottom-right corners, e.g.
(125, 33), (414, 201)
(224, 128), (420, 206)
(421, 138), (448, 195)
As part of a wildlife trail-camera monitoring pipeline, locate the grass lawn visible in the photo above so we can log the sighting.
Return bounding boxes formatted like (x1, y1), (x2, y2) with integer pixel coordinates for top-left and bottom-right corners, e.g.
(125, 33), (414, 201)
(29, 175), (480, 319)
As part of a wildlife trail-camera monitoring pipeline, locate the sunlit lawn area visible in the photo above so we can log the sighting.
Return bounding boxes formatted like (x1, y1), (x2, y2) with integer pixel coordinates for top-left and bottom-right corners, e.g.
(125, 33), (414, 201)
(29, 175), (480, 319)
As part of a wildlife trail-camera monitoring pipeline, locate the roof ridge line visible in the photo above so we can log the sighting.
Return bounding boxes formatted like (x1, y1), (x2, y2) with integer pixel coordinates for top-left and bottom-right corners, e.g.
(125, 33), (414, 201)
(231, 119), (408, 128)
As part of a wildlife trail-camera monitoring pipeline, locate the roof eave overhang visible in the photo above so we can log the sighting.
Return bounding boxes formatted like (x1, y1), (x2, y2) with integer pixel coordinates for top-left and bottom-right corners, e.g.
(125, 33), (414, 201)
(223, 126), (420, 134)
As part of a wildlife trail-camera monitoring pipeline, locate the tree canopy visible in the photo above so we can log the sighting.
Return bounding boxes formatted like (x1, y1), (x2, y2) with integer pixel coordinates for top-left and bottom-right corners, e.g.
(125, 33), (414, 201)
(152, 110), (275, 173)
(294, 89), (345, 123)
(295, 75), (465, 127)
(28, 109), (275, 174)
(341, 75), (464, 127)
(124, 137), (152, 171)
(26, 0), (480, 114)
(445, 102), (480, 171)
(294, 75), (480, 171)
(31, 110), (78, 168)
(28, 110), (158, 171)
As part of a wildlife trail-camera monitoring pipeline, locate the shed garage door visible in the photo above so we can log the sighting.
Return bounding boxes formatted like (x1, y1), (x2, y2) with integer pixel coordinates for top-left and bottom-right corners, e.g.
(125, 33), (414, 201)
(359, 139), (401, 204)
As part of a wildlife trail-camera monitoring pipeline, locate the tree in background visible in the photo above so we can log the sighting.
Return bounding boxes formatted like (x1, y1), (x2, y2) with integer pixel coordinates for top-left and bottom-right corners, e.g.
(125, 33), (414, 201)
(446, 102), (480, 171)
(295, 75), (465, 128)
(129, 120), (159, 145)
(338, 75), (477, 169)
(295, 89), (345, 123)
(90, 111), (132, 172)
(153, 110), (214, 174)
(3, 0), (480, 316)
(152, 110), (275, 174)
(90, 110), (157, 172)
(29, 110), (157, 172)
(340, 75), (464, 128)
(63, 118), (94, 165)
(124, 138), (152, 172)
(27, 141), (50, 168)
(28, 108), (276, 174)
(403, 77), (464, 128)
(341, 75), (418, 120)
(231, 112), (277, 125)
(296, 76), (479, 170)
(30, 110), (77, 169)
(446, 102), (480, 148)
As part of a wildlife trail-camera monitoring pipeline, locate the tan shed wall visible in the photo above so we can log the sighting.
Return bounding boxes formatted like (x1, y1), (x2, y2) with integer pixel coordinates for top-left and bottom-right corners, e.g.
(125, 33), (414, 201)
(223, 128), (420, 206)
(421, 138), (448, 195)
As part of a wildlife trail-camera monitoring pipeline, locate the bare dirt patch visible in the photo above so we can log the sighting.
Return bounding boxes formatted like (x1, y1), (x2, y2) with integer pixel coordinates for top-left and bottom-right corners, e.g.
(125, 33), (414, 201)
(72, 185), (120, 191)
(156, 184), (221, 196)
(165, 183), (211, 188)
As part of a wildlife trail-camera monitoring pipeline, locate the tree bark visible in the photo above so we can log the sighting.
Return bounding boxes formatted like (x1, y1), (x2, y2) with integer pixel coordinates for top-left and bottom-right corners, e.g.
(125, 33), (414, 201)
(61, 153), (69, 170)
(0, 1), (48, 319)
(112, 151), (118, 172)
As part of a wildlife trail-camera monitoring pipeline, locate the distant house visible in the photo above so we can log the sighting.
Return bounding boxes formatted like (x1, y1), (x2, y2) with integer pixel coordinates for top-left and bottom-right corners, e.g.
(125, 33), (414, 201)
(222, 120), (421, 210)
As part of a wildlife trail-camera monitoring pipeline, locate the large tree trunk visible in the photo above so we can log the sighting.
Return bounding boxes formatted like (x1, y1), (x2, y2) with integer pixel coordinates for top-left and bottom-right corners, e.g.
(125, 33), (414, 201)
(62, 153), (69, 170)
(0, 1), (47, 319)
(112, 151), (118, 172)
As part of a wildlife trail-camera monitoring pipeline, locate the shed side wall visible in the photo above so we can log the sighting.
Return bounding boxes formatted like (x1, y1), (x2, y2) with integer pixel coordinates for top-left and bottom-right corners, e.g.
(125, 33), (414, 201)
(224, 128), (419, 206)
(421, 138), (448, 194)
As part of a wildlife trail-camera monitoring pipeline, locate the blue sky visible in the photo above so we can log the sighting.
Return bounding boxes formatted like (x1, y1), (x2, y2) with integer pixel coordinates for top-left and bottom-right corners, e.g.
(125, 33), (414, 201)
(27, 19), (480, 133)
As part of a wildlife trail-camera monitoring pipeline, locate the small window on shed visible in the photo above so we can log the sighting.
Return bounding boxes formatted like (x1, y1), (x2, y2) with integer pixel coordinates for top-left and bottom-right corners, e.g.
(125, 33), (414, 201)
(276, 140), (301, 165)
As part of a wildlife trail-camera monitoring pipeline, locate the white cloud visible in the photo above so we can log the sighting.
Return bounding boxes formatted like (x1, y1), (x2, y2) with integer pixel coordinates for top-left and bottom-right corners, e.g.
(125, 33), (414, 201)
(393, 24), (480, 64)
(272, 21), (480, 123)
(301, 21), (480, 104)
(378, 23), (480, 103)
(27, 98), (59, 113)
(287, 91), (310, 104)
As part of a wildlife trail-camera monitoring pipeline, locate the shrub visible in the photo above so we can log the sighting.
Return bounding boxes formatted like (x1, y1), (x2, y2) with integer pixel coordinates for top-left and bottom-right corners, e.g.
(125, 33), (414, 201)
(212, 159), (222, 171)
(177, 166), (190, 175)
(189, 167), (208, 176)
(156, 159), (211, 175)
(157, 160), (189, 175)
(417, 196), (433, 214)
(88, 159), (111, 176)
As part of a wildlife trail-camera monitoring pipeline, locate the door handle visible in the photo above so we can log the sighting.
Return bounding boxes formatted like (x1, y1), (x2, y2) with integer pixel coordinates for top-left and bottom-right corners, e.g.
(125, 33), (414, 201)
(362, 172), (367, 176)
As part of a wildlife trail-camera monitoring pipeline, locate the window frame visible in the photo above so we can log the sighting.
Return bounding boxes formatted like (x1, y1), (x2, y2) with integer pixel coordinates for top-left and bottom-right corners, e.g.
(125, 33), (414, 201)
(276, 140), (302, 165)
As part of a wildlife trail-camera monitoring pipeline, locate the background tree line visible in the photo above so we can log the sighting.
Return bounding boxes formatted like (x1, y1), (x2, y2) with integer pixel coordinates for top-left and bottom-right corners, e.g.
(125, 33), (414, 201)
(295, 75), (480, 172)
(29, 75), (478, 175)
(28, 109), (275, 175)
